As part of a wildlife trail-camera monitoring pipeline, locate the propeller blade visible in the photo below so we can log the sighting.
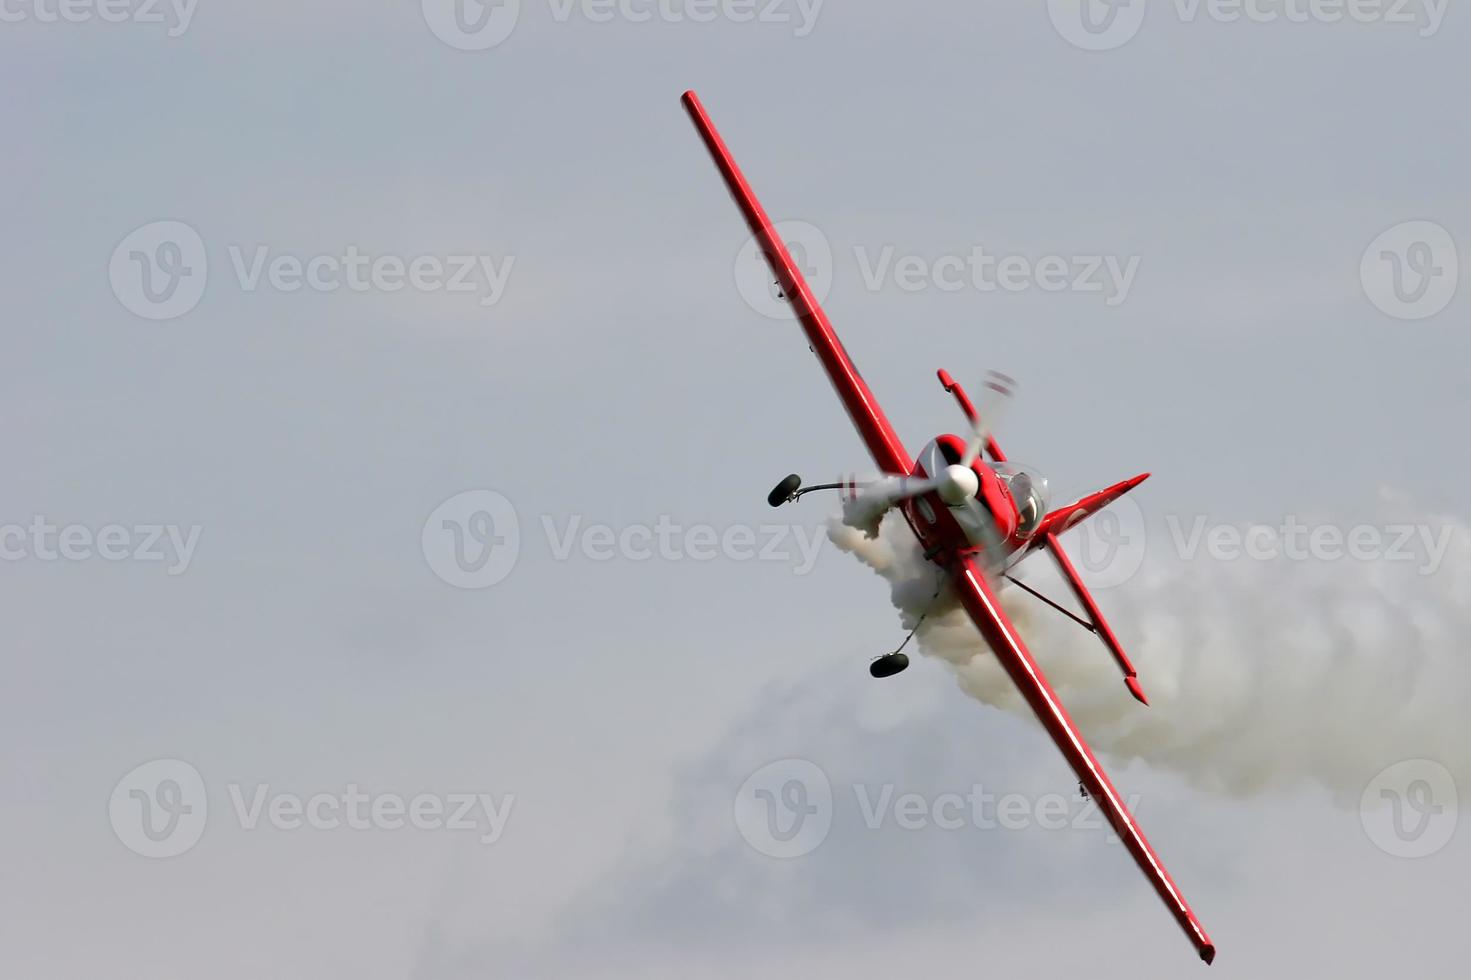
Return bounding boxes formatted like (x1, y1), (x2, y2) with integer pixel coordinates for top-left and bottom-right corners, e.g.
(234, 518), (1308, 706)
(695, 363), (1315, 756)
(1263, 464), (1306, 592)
(858, 475), (943, 513)
(960, 371), (1016, 467)
(841, 474), (942, 537)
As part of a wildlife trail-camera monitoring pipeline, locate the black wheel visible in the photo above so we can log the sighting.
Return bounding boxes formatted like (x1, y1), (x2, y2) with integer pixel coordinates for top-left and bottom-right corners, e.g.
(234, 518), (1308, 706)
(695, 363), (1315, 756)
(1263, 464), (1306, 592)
(767, 473), (803, 508)
(869, 652), (910, 679)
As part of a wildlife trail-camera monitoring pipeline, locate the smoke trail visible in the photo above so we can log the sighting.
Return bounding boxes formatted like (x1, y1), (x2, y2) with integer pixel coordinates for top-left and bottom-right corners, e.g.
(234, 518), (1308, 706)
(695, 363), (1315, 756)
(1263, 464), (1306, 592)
(827, 504), (1471, 803)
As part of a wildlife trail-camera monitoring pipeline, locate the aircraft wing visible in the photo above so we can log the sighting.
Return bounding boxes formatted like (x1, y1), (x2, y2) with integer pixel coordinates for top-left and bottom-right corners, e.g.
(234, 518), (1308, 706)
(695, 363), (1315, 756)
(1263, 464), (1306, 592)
(682, 91), (913, 475)
(949, 558), (1217, 964)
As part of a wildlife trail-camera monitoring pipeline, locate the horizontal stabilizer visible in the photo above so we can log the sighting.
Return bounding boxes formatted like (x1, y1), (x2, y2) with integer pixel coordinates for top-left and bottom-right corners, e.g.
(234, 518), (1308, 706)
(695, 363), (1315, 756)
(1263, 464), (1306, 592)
(1033, 473), (1150, 541)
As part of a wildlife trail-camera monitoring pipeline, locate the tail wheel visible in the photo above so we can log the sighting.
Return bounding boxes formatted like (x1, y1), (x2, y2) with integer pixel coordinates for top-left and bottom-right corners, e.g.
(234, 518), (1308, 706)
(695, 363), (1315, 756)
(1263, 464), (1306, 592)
(869, 652), (910, 679)
(767, 474), (803, 508)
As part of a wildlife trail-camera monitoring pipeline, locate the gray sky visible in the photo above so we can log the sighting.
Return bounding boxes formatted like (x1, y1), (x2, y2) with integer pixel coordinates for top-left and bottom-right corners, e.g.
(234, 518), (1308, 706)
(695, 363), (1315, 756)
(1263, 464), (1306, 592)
(3, 2), (1468, 977)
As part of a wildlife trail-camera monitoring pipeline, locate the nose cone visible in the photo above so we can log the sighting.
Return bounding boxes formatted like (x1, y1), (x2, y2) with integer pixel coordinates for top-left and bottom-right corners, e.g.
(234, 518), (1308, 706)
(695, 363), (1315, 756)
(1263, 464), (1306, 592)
(937, 464), (980, 506)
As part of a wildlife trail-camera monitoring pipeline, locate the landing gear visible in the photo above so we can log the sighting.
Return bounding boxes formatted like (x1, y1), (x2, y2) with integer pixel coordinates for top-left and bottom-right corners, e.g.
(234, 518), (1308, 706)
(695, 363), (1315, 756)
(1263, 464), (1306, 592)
(767, 474), (848, 508)
(869, 652), (910, 678)
(764, 474), (929, 683)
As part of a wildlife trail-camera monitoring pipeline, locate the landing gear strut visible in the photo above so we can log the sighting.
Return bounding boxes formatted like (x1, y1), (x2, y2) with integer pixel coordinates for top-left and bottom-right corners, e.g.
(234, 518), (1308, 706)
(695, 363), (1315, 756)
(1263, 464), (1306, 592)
(764, 473), (930, 683)
(869, 572), (949, 680)
(767, 473), (846, 508)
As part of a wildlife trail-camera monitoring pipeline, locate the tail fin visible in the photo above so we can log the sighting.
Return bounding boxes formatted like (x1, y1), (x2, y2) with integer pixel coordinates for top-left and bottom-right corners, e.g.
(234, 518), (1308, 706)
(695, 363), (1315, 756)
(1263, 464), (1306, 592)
(1033, 474), (1151, 705)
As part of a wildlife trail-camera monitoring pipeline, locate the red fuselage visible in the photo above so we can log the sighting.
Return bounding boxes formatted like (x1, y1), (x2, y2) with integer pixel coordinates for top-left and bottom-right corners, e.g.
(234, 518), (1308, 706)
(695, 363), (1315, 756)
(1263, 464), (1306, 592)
(898, 434), (1024, 565)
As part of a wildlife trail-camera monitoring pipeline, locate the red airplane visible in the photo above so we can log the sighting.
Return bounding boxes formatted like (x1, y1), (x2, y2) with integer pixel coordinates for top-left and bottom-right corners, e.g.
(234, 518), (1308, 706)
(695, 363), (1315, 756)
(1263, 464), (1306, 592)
(682, 90), (1216, 966)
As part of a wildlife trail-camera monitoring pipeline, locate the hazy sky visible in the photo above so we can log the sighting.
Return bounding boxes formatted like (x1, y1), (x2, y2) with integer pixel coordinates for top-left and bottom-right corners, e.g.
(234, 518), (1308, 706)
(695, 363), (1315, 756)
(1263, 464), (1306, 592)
(3, 2), (1468, 977)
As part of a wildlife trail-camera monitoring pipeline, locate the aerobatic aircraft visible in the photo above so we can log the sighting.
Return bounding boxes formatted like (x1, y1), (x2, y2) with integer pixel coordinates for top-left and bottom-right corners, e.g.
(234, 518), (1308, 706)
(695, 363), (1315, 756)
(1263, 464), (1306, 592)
(682, 90), (1216, 965)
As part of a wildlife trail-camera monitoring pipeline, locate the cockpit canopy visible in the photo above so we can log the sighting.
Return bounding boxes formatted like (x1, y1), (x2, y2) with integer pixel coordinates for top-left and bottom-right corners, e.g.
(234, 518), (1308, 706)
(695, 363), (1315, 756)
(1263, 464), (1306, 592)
(991, 462), (1050, 537)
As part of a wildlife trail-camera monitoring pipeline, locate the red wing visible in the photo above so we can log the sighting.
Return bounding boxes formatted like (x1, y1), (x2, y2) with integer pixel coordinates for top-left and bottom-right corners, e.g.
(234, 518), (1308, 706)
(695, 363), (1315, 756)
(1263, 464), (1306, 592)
(682, 91), (912, 475)
(949, 559), (1217, 965)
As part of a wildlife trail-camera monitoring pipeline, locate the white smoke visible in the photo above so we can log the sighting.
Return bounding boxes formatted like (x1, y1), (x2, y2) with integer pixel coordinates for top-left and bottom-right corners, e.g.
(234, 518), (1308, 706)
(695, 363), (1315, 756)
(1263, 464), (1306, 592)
(827, 500), (1471, 804)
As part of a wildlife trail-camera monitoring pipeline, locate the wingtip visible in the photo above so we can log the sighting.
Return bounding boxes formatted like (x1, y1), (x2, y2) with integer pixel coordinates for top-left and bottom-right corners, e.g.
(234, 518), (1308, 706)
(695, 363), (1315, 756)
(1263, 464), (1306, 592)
(1126, 676), (1150, 706)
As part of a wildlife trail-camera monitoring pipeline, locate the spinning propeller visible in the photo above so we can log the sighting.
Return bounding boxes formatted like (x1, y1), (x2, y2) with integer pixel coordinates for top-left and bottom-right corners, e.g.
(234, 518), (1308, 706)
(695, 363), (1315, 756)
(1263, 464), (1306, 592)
(769, 371), (1019, 573)
(841, 370), (1015, 541)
